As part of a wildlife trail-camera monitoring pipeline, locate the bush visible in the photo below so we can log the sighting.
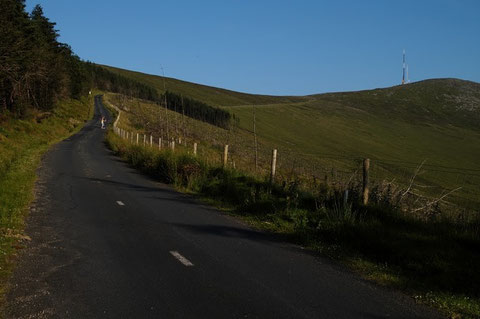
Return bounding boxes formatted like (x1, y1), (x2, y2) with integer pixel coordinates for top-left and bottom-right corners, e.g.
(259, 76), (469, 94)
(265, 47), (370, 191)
(176, 154), (204, 188)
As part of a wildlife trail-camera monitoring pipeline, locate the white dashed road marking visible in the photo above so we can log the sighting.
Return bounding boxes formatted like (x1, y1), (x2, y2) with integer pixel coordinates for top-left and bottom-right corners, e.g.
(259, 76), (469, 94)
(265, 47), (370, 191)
(116, 201), (125, 206)
(170, 251), (194, 267)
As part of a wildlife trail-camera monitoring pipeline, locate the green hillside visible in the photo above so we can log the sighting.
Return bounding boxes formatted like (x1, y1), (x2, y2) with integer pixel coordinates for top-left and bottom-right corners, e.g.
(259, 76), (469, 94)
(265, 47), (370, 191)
(103, 65), (480, 209)
(229, 79), (480, 206)
(102, 65), (306, 106)
(232, 101), (480, 207)
(314, 79), (480, 129)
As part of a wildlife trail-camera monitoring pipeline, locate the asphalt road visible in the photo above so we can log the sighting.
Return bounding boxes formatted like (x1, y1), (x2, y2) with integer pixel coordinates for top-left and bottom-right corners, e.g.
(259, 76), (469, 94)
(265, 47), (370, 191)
(6, 96), (442, 318)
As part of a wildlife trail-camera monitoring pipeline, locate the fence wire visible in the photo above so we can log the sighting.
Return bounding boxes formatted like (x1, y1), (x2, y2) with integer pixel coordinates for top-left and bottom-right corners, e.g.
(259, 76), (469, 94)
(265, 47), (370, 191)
(109, 96), (480, 212)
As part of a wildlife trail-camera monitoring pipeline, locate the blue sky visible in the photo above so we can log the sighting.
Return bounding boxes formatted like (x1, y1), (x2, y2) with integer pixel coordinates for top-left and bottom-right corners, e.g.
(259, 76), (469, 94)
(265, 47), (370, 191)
(26, 0), (480, 95)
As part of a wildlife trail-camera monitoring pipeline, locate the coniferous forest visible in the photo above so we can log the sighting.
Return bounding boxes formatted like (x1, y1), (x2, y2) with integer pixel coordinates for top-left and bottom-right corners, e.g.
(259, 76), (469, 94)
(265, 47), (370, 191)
(0, 0), (89, 115)
(0, 0), (232, 128)
(162, 91), (234, 129)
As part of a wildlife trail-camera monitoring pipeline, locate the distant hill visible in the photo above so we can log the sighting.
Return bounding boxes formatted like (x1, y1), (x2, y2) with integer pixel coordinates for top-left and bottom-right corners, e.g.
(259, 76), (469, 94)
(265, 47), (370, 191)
(103, 65), (480, 208)
(312, 79), (480, 129)
(104, 65), (480, 129)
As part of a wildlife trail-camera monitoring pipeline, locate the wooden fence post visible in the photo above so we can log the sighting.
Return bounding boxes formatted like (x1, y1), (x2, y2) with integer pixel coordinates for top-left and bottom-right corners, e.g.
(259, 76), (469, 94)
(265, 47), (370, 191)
(223, 145), (229, 168)
(363, 158), (370, 205)
(150, 135), (153, 147)
(159, 138), (162, 150)
(193, 143), (197, 156)
(171, 139), (175, 151)
(136, 133), (139, 145)
(270, 149), (277, 184)
(143, 135), (146, 147)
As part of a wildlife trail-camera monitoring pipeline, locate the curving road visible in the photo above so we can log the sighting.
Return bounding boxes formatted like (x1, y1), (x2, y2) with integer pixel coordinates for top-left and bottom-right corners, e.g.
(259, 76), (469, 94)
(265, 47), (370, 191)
(6, 96), (442, 318)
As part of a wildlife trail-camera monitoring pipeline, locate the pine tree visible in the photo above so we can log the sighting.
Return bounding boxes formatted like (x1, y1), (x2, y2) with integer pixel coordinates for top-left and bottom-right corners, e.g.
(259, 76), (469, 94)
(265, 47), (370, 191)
(0, 0), (32, 114)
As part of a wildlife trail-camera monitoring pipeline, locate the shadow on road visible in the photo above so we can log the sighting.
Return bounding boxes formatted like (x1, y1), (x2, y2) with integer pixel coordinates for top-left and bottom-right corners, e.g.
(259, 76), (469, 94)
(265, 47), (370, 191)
(80, 176), (203, 206)
(170, 222), (303, 250)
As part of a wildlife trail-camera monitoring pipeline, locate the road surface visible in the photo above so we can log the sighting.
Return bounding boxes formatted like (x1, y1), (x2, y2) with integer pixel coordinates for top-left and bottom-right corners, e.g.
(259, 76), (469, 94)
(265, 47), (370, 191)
(6, 96), (441, 318)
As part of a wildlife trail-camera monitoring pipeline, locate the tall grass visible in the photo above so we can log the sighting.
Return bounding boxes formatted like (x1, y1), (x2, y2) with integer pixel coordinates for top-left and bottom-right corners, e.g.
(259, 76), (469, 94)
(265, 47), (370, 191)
(107, 130), (480, 318)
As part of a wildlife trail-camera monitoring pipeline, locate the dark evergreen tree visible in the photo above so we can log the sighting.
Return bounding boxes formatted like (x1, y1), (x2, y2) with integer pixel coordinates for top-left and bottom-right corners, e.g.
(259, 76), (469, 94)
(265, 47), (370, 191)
(29, 4), (64, 110)
(0, 0), (32, 115)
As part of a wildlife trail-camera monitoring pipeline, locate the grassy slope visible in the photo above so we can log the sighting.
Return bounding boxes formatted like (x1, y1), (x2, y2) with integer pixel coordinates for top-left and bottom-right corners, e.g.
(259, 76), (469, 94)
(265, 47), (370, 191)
(102, 65), (306, 106)
(103, 65), (480, 209)
(230, 98), (480, 208)
(0, 95), (93, 303)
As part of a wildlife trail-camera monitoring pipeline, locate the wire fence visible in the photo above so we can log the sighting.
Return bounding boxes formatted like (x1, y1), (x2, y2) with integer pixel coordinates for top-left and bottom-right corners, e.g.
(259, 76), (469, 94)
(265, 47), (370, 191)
(109, 97), (480, 213)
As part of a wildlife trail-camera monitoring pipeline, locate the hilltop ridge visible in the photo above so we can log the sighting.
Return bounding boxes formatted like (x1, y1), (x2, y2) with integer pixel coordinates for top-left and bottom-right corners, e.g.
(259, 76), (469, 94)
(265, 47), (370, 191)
(102, 65), (307, 107)
(312, 78), (480, 129)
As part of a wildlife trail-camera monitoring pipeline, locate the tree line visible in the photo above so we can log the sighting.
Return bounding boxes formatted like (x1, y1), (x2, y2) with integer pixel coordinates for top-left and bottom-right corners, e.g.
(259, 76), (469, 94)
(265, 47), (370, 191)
(0, 0), (234, 129)
(86, 63), (161, 102)
(162, 91), (234, 129)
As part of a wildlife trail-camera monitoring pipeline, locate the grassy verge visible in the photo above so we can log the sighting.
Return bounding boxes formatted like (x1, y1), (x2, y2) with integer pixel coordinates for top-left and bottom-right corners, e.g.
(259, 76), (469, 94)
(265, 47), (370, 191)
(107, 130), (479, 319)
(0, 95), (94, 304)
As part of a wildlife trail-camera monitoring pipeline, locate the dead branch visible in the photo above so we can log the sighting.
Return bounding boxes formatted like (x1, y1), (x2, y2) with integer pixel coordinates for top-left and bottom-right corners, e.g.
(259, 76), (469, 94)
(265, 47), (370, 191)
(411, 187), (462, 213)
(401, 159), (426, 198)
